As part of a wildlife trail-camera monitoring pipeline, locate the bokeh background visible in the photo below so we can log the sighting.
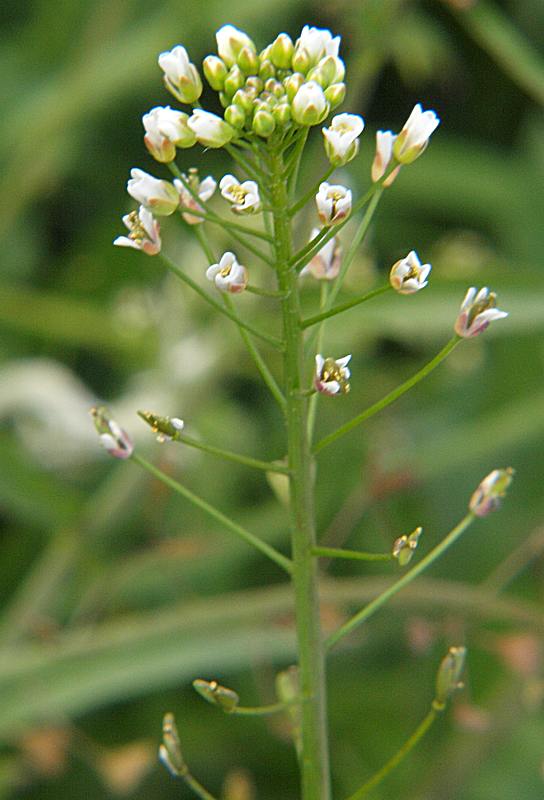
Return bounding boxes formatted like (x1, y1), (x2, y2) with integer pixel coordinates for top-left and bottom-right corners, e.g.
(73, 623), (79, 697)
(1, 0), (543, 798)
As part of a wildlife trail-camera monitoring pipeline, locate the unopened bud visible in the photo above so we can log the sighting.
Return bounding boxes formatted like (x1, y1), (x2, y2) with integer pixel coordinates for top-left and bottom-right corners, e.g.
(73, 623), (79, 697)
(291, 47), (311, 74)
(224, 65), (245, 97)
(258, 59), (276, 81)
(159, 712), (187, 777)
(253, 109), (276, 137)
(434, 646), (466, 710)
(138, 410), (184, 443)
(203, 55), (228, 91)
(158, 46), (203, 105)
(270, 33), (294, 69)
(225, 104), (246, 129)
(245, 76), (263, 93)
(324, 82), (346, 109)
(392, 526), (422, 566)
(292, 81), (329, 126)
(90, 406), (134, 459)
(216, 25), (256, 68)
(273, 103), (291, 126)
(284, 72), (305, 102)
(469, 468), (514, 517)
(193, 679), (240, 713)
(237, 46), (258, 74)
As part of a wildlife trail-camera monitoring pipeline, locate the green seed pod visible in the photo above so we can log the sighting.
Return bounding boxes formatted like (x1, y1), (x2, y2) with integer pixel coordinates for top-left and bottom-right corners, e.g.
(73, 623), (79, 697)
(237, 45), (259, 74)
(434, 646), (466, 710)
(225, 104), (246, 129)
(202, 55), (228, 91)
(253, 109), (276, 137)
(258, 59), (276, 81)
(324, 82), (346, 109)
(270, 33), (294, 69)
(224, 64), (245, 97)
(283, 72), (305, 102)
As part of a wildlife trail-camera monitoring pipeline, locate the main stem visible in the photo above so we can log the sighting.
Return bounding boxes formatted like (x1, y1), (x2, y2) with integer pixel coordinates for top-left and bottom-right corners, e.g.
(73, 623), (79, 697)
(269, 147), (331, 800)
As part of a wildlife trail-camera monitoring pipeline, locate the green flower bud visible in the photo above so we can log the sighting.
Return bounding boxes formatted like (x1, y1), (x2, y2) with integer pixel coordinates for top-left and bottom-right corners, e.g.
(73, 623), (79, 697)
(225, 104), (246, 129)
(203, 55), (228, 91)
(264, 78), (282, 95)
(392, 526), (422, 567)
(270, 33), (294, 69)
(324, 82), (346, 109)
(283, 72), (305, 102)
(292, 47), (311, 74)
(253, 109), (276, 137)
(159, 713), (187, 777)
(434, 646), (466, 711)
(273, 103), (291, 126)
(224, 65), (245, 97)
(232, 88), (255, 114)
(138, 410), (184, 442)
(259, 59), (276, 81)
(219, 91), (230, 108)
(291, 81), (329, 126)
(259, 45), (272, 62)
(237, 45), (258, 74)
(193, 679), (240, 712)
(245, 76), (263, 93)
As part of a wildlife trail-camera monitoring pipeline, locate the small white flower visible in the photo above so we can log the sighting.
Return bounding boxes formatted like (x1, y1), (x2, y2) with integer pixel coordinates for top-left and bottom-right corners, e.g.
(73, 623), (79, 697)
(301, 228), (341, 280)
(90, 406), (134, 460)
(127, 168), (179, 216)
(454, 287), (508, 338)
(215, 25), (255, 67)
(292, 81), (329, 126)
(174, 169), (217, 225)
(143, 106), (196, 162)
(187, 109), (234, 148)
(389, 250), (431, 294)
(393, 103), (440, 165)
(206, 252), (248, 294)
(316, 182), (352, 226)
(114, 205), (161, 256)
(219, 174), (261, 214)
(158, 45), (203, 104)
(371, 130), (401, 185)
(469, 468), (514, 517)
(296, 25), (341, 65)
(322, 113), (364, 166)
(314, 354), (351, 396)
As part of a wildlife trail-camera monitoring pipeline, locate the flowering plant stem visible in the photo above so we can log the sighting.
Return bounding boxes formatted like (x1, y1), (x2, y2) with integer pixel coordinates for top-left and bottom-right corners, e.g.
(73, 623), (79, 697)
(314, 336), (462, 453)
(312, 546), (392, 562)
(302, 284), (390, 328)
(326, 513), (476, 649)
(131, 453), (292, 575)
(269, 145), (332, 800)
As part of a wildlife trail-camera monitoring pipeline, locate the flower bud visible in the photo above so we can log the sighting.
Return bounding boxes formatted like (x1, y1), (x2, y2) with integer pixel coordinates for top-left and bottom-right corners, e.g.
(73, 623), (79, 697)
(371, 130), (400, 185)
(237, 46), (258, 74)
(253, 109), (276, 137)
(308, 55), (345, 87)
(292, 81), (329, 126)
(220, 175), (261, 214)
(389, 250), (431, 294)
(225, 104), (246, 129)
(273, 103), (291, 126)
(203, 55), (228, 91)
(258, 59), (276, 81)
(315, 182), (352, 226)
(224, 65), (245, 97)
(159, 713), (187, 777)
(454, 287), (508, 338)
(192, 679), (240, 713)
(138, 410), (184, 443)
(392, 526), (422, 566)
(232, 88), (255, 114)
(283, 72), (305, 101)
(322, 113), (364, 167)
(291, 48), (310, 74)
(90, 406), (134, 459)
(295, 25), (341, 66)
(245, 76), (263, 93)
(324, 83), (346, 109)
(127, 168), (179, 216)
(114, 205), (161, 256)
(188, 110), (234, 148)
(174, 168), (216, 225)
(314, 354), (351, 396)
(206, 252), (248, 294)
(216, 25), (255, 67)
(143, 106), (195, 162)
(270, 33), (294, 69)
(469, 468), (514, 517)
(393, 103), (440, 165)
(158, 45), (203, 105)
(300, 227), (341, 281)
(434, 646), (466, 710)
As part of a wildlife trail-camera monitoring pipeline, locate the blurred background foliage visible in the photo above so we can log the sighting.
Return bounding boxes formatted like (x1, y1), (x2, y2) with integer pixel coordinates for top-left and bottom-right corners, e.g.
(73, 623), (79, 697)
(0, 0), (543, 798)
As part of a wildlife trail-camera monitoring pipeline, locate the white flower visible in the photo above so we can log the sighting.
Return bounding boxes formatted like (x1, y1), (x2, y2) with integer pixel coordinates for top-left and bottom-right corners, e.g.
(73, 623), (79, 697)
(371, 130), (400, 185)
(219, 174), (261, 214)
(454, 287), (508, 338)
(322, 113), (364, 166)
(314, 354), (351, 396)
(296, 25), (341, 65)
(174, 169), (217, 225)
(301, 228), (341, 280)
(292, 81), (329, 126)
(206, 252), (248, 294)
(90, 406), (134, 460)
(158, 45), (202, 104)
(142, 106), (196, 162)
(316, 182), (352, 226)
(389, 250), (431, 294)
(127, 168), (179, 216)
(393, 103), (440, 164)
(469, 468), (514, 517)
(187, 109), (234, 148)
(215, 25), (255, 67)
(114, 206), (161, 256)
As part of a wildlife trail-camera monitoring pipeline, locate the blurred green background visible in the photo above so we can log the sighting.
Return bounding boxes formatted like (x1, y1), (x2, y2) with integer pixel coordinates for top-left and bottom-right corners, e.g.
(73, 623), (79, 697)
(1, 0), (543, 798)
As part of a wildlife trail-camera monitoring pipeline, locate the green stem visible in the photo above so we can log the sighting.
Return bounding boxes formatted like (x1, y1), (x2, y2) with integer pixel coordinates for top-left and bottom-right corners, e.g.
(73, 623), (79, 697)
(194, 215), (273, 269)
(246, 284), (285, 298)
(289, 164), (335, 217)
(131, 454), (292, 575)
(177, 205), (273, 242)
(314, 337), (462, 454)
(312, 547), (392, 563)
(270, 147), (331, 800)
(230, 701), (289, 717)
(225, 143), (269, 187)
(159, 253), (283, 350)
(179, 771), (218, 800)
(174, 432), (289, 474)
(326, 513), (476, 649)
(345, 708), (438, 800)
(288, 129), (310, 202)
(302, 285), (390, 328)
(307, 282), (328, 441)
